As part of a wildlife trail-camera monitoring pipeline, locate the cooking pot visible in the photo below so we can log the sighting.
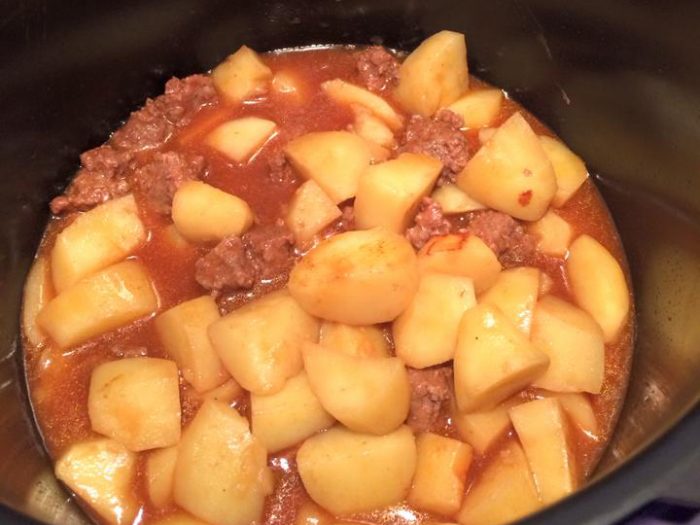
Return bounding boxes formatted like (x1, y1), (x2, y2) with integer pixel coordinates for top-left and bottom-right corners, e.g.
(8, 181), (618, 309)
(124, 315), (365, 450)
(1, 1), (698, 524)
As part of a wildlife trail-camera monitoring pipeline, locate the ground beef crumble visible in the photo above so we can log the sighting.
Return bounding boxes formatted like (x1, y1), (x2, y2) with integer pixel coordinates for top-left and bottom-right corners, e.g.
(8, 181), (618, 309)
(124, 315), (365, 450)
(407, 365), (454, 434)
(464, 209), (536, 267)
(355, 45), (400, 92)
(405, 197), (451, 250)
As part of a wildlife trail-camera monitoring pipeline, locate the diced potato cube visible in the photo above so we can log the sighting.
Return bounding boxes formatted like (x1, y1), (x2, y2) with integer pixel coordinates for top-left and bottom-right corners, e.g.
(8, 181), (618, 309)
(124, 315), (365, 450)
(174, 401), (272, 525)
(155, 295), (229, 393)
(295, 502), (332, 525)
(201, 378), (244, 404)
(146, 446), (178, 508)
(408, 433), (473, 516)
(55, 439), (138, 525)
(456, 112), (557, 221)
(152, 513), (210, 525)
(479, 267), (540, 337)
(272, 70), (305, 102)
(303, 343), (410, 435)
(319, 322), (389, 358)
(22, 257), (53, 347)
(567, 235), (630, 342)
(430, 183), (486, 214)
(288, 228), (419, 324)
(478, 127), (497, 144)
(394, 273), (476, 368)
(447, 89), (503, 129)
(453, 397), (520, 454)
(206, 117), (277, 163)
(163, 224), (191, 250)
(297, 425), (416, 515)
(286, 180), (342, 245)
(528, 210), (573, 256)
(354, 153), (443, 232)
(322, 79), (403, 130)
(535, 391), (599, 440)
(509, 398), (578, 504)
(37, 260), (158, 349)
(417, 234), (501, 293)
(285, 131), (372, 203)
(172, 181), (254, 243)
(51, 194), (146, 292)
(454, 304), (549, 412)
(395, 31), (469, 116)
(352, 109), (396, 148)
(212, 46), (272, 104)
(457, 441), (542, 525)
(208, 289), (319, 395)
(88, 357), (181, 451)
(539, 135), (588, 207)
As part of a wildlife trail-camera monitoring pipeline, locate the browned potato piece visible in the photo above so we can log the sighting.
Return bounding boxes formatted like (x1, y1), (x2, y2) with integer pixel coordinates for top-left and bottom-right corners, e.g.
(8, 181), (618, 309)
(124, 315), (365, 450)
(319, 322), (389, 358)
(430, 183), (486, 214)
(539, 135), (588, 207)
(288, 228), (419, 325)
(285, 180), (342, 245)
(527, 210), (573, 257)
(146, 446), (178, 508)
(395, 31), (469, 116)
(322, 79), (403, 130)
(205, 117), (277, 163)
(479, 267), (540, 337)
(212, 46), (272, 104)
(447, 89), (503, 129)
(22, 256), (53, 347)
(456, 112), (557, 221)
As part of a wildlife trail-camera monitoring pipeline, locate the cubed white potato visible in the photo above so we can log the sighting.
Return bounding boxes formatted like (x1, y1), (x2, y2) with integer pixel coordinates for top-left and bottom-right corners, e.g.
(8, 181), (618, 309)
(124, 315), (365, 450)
(206, 117), (277, 163)
(567, 235), (631, 342)
(539, 135), (588, 207)
(535, 391), (599, 440)
(394, 273), (476, 368)
(457, 441), (542, 525)
(163, 224), (191, 250)
(286, 180), (342, 245)
(456, 112), (557, 221)
(174, 401), (273, 525)
(528, 210), (573, 256)
(531, 295), (605, 394)
(272, 70), (305, 102)
(22, 257), (53, 347)
(319, 322), (389, 358)
(208, 289), (319, 395)
(352, 108), (396, 148)
(395, 31), (468, 116)
(354, 153), (443, 232)
(146, 446), (178, 508)
(54, 438), (138, 525)
(408, 433), (474, 516)
(201, 378), (243, 404)
(322, 79), (403, 130)
(303, 343), (410, 434)
(447, 89), (503, 129)
(297, 425), (417, 515)
(285, 131), (372, 203)
(478, 127), (497, 145)
(430, 183), (486, 214)
(453, 397), (521, 455)
(479, 267), (540, 337)
(51, 194), (146, 293)
(288, 228), (419, 324)
(155, 295), (229, 393)
(212, 46), (272, 104)
(251, 371), (334, 453)
(88, 357), (181, 451)
(454, 304), (549, 412)
(171, 181), (254, 243)
(152, 513), (210, 525)
(364, 140), (392, 163)
(37, 260), (158, 349)
(417, 233), (501, 293)
(295, 502), (332, 525)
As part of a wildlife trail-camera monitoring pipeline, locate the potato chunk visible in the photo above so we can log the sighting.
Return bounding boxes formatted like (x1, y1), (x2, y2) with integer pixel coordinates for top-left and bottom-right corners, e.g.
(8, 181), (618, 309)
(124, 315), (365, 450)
(208, 289), (319, 395)
(531, 295), (605, 394)
(454, 304), (549, 412)
(322, 79), (403, 130)
(152, 514), (210, 525)
(453, 397), (520, 454)
(430, 183), (486, 214)
(22, 257), (53, 347)
(55, 439), (138, 525)
(539, 135), (588, 207)
(88, 357), (181, 451)
(479, 267), (540, 337)
(319, 322), (389, 358)
(286, 180), (342, 245)
(212, 46), (272, 104)
(535, 391), (599, 440)
(456, 112), (557, 221)
(447, 89), (503, 129)
(394, 273), (476, 368)
(146, 446), (178, 508)
(201, 378), (244, 404)
(417, 234), (501, 293)
(251, 371), (334, 453)
(408, 433), (473, 516)
(51, 194), (145, 292)
(527, 210), (573, 256)
(285, 131), (372, 203)
(567, 235), (630, 342)
(303, 343), (410, 434)
(297, 426), (416, 515)
(206, 117), (277, 163)
(352, 109), (396, 148)
(174, 401), (272, 525)
(155, 295), (229, 393)
(37, 260), (158, 349)
(354, 153), (443, 232)
(395, 31), (468, 116)
(172, 181), (254, 243)
(272, 70), (306, 102)
(289, 228), (419, 324)
(509, 398), (578, 504)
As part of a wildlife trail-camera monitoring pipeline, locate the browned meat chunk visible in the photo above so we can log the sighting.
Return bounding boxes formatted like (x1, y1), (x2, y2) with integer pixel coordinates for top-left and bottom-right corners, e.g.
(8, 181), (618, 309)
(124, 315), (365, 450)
(407, 365), (453, 433)
(465, 210), (536, 266)
(355, 45), (400, 92)
(267, 149), (298, 185)
(405, 197), (451, 249)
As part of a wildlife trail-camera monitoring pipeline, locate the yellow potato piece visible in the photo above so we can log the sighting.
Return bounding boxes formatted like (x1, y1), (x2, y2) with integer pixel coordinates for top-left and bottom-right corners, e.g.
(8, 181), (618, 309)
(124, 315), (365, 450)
(534, 390), (599, 440)
(146, 445), (178, 508)
(286, 180), (342, 245)
(527, 209), (573, 257)
(201, 378), (243, 404)
(212, 46), (272, 104)
(22, 256), (53, 347)
(447, 89), (503, 129)
(352, 109), (396, 148)
(430, 183), (486, 214)
(319, 322), (389, 358)
(152, 514), (210, 525)
(272, 70), (305, 102)
(453, 397), (521, 455)
(539, 135), (589, 207)
(206, 117), (277, 163)
(479, 267), (540, 337)
(322, 79), (403, 130)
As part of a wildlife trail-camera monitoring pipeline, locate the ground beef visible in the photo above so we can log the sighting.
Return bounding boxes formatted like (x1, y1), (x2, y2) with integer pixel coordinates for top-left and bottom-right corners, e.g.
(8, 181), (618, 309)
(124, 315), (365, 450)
(399, 109), (468, 185)
(405, 197), (451, 249)
(132, 151), (206, 214)
(267, 149), (298, 184)
(407, 365), (453, 434)
(355, 45), (400, 92)
(465, 210), (536, 267)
